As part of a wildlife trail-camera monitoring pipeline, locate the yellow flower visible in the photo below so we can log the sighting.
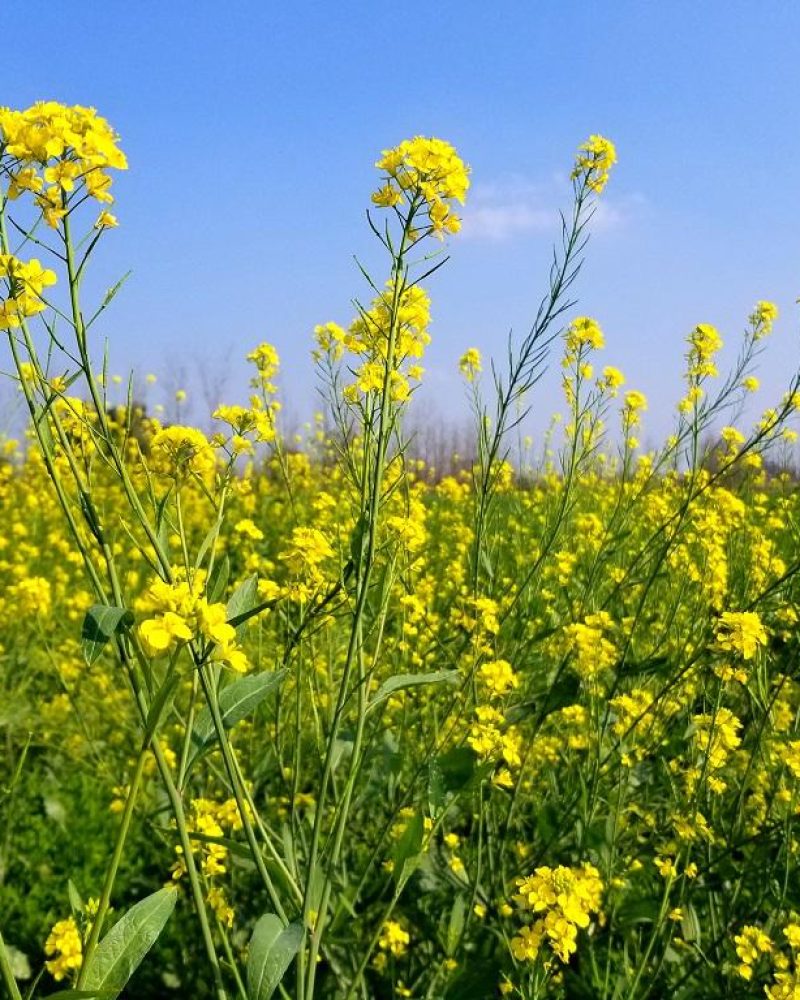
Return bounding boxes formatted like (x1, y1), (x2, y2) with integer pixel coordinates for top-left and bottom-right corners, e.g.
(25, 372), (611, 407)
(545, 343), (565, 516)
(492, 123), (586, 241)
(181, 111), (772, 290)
(715, 610), (768, 660)
(750, 299), (778, 337)
(44, 916), (83, 981)
(459, 347), (482, 381)
(195, 599), (236, 646)
(94, 210), (118, 228)
(571, 134), (617, 193)
(566, 316), (605, 353)
(149, 425), (216, 480)
(138, 612), (193, 657)
(377, 920), (410, 956)
(373, 136), (470, 235)
(478, 659), (519, 697)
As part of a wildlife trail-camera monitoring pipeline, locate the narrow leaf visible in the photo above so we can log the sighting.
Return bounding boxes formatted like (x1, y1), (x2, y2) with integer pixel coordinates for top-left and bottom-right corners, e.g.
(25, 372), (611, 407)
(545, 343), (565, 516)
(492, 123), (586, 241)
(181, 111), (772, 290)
(392, 813), (424, 890)
(143, 672), (179, 743)
(207, 553), (230, 604)
(367, 671), (458, 714)
(446, 896), (466, 956)
(46, 991), (116, 999)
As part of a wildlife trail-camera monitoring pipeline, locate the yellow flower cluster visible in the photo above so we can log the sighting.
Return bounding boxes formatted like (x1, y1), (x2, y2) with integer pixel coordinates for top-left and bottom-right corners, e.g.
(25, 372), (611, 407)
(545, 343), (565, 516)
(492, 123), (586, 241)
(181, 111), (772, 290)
(751, 300), (779, 339)
(317, 283), (432, 406)
(715, 610), (768, 660)
(44, 916), (83, 981)
(172, 797), (245, 926)
(0, 101), (127, 227)
(372, 135), (470, 236)
(478, 658), (519, 698)
(571, 134), (617, 194)
(467, 704), (521, 770)
(735, 924), (773, 980)
(136, 578), (248, 672)
(511, 863), (604, 963)
(0, 254), (57, 329)
(692, 706), (742, 784)
(149, 425), (217, 482)
(279, 525), (334, 600)
(459, 346), (482, 382)
(565, 316), (605, 355)
(377, 919), (410, 956)
(211, 344), (283, 453)
(561, 613), (617, 686)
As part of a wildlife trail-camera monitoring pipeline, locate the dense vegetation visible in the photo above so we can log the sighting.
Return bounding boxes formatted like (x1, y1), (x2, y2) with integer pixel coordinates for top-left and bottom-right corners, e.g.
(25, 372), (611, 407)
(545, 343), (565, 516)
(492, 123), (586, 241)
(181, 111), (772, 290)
(2, 102), (800, 1000)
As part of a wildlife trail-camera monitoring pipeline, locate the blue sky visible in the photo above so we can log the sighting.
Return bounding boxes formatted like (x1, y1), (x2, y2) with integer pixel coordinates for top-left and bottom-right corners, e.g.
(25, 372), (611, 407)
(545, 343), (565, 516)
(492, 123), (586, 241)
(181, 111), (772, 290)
(3, 0), (800, 443)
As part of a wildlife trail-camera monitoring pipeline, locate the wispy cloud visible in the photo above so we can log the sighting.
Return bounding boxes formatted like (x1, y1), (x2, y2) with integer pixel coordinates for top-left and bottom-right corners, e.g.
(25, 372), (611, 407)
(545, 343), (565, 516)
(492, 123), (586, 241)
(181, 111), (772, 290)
(460, 174), (645, 243)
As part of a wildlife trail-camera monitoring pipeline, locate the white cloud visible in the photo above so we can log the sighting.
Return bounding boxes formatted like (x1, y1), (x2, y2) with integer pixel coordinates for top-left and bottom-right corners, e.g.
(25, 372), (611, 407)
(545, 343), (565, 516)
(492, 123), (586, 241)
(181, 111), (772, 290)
(460, 174), (645, 243)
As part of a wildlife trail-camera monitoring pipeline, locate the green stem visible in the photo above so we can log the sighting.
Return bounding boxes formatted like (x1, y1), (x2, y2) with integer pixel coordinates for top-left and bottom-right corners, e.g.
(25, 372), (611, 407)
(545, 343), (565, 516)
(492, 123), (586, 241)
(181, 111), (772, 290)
(76, 741), (150, 984)
(301, 201), (418, 1000)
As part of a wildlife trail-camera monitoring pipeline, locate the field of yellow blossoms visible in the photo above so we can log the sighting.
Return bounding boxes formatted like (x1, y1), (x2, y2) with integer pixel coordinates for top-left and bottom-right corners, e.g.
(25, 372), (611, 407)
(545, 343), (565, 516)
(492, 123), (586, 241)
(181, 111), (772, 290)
(2, 101), (800, 1000)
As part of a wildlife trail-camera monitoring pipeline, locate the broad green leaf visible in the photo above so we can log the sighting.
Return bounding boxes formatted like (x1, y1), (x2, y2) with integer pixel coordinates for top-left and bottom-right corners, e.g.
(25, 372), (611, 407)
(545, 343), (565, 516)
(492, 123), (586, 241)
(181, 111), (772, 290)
(246, 914), (303, 1000)
(188, 669), (287, 771)
(367, 670), (458, 714)
(226, 573), (259, 625)
(81, 887), (177, 998)
(81, 606), (133, 666)
(226, 572), (278, 631)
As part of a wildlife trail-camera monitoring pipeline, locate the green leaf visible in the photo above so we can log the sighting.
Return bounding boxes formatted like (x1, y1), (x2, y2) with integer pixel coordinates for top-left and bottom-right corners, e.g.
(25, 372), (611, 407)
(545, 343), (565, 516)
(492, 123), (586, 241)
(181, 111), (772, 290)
(367, 670), (458, 714)
(392, 812), (424, 891)
(33, 400), (55, 453)
(81, 606), (133, 666)
(428, 756), (445, 817)
(68, 880), (84, 917)
(479, 547), (494, 581)
(246, 914), (303, 1000)
(226, 573), (259, 625)
(194, 522), (223, 572)
(207, 553), (230, 604)
(680, 903), (701, 944)
(435, 746), (478, 794)
(443, 956), (501, 999)
(46, 991), (116, 999)
(615, 896), (659, 928)
(143, 673), (180, 744)
(81, 887), (178, 999)
(348, 514), (367, 567)
(188, 670), (286, 772)
(445, 896), (465, 956)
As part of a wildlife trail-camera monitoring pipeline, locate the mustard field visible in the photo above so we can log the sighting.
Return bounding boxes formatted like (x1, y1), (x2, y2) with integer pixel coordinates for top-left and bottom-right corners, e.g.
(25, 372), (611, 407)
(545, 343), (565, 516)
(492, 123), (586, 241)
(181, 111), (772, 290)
(2, 101), (800, 1000)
